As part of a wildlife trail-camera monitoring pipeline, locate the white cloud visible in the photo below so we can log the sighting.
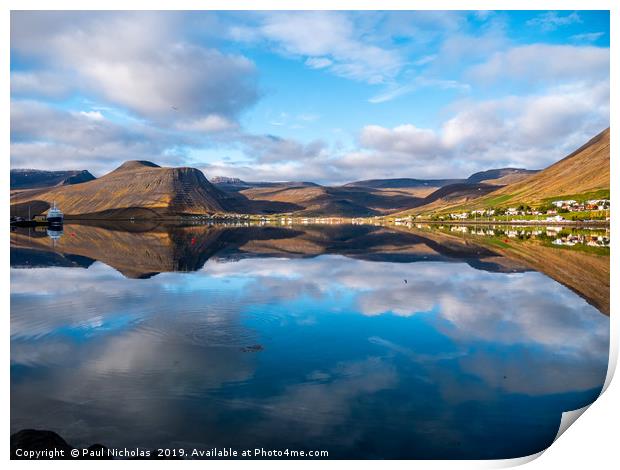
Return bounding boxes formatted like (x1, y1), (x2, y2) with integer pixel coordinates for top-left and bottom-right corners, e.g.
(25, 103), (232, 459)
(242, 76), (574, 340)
(243, 134), (327, 164)
(526, 11), (582, 32)
(9, 12), (610, 184)
(442, 80), (609, 164)
(77, 110), (105, 121)
(468, 44), (609, 84)
(571, 32), (605, 43)
(10, 71), (72, 98)
(230, 11), (403, 84)
(369, 77), (470, 104)
(413, 55), (437, 66)
(11, 11), (259, 123)
(360, 124), (441, 157)
(10, 100), (188, 173)
(177, 114), (239, 133)
(341, 77), (609, 180)
(201, 75), (609, 183)
(305, 57), (333, 69)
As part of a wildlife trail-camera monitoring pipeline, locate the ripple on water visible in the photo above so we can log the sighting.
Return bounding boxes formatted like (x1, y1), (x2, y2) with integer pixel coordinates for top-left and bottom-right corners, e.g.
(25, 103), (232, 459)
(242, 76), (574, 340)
(129, 300), (260, 349)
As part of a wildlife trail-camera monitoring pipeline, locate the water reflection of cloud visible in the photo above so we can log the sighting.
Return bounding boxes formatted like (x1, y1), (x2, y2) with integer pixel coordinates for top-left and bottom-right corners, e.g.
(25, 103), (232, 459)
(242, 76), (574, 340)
(245, 357), (398, 438)
(11, 252), (609, 456)
(206, 256), (607, 352)
(203, 256), (610, 399)
(11, 267), (257, 446)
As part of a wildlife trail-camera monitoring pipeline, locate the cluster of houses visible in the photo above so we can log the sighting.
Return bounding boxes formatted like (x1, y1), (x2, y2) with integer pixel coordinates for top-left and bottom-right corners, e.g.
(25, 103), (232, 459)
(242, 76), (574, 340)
(384, 222), (610, 248)
(447, 209), (495, 220)
(550, 199), (610, 211)
(261, 216), (348, 225)
(552, 233), (610, 247)
(182, 214), (352, 226)
(445, 225), (610, 247)
(432, 198), (611, 222)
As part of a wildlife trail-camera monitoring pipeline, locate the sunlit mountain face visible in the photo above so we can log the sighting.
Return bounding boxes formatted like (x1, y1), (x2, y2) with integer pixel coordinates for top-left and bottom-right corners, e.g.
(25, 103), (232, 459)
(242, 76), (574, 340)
(11, 223), (609, 459)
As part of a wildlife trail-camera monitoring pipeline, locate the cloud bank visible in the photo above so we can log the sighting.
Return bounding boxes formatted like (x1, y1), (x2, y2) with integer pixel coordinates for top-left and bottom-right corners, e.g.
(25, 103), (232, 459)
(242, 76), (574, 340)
(10, 11), (610, 183)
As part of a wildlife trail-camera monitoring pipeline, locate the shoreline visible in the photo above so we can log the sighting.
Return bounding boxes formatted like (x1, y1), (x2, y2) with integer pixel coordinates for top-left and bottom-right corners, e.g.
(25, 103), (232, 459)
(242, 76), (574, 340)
(49, 216), (612, 228)
(396, 219), (610, 227)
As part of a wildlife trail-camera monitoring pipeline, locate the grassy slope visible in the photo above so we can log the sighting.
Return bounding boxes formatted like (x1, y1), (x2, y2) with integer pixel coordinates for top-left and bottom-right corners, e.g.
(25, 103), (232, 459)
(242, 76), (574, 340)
(396, 128), (610, 216)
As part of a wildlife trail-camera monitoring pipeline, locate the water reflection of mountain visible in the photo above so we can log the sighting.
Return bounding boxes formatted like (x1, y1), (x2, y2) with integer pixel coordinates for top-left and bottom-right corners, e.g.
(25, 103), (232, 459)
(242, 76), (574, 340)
(390, 225), (610, 316)
(10, 223), (528, 275)
(11, 247), (95, 270)
(10, 222), (608, 314)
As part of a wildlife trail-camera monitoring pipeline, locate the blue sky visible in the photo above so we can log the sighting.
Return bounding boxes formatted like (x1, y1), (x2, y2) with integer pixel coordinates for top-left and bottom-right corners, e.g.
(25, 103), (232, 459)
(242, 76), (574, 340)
(10, 11), (610, 183)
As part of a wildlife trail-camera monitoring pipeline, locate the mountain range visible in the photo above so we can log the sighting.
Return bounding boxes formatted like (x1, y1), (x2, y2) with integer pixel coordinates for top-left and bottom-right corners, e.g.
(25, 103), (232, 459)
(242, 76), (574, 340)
(9, 128), (610, 219)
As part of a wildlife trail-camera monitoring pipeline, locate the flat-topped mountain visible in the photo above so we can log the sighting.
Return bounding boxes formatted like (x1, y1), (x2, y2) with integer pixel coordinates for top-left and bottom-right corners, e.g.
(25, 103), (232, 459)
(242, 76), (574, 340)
(10, 169), (95, 190)
(210, 176), (247, 185)
(10, 160), (230, 219)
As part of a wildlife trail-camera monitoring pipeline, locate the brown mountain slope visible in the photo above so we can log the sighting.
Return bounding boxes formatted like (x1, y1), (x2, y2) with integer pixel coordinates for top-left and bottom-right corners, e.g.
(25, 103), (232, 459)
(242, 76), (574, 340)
(223, 168), (536, 216)
(10, 161), (230, 219)
(476, 172), (537, 186)
(488, 127), (610, 202)
(392, 183), (500, 214)
(397, 128), (610, 215)
(238, 184), (426, 216)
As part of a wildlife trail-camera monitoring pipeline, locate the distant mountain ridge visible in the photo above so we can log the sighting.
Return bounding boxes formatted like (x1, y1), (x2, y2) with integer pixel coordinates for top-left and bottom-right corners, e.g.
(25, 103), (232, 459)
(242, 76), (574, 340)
(210, 176), (246, 185)
(465, 168), (539, 184)
(10, 169), (95, 190)
(344, 168), (537, 190)
(344, 178), (461, 189)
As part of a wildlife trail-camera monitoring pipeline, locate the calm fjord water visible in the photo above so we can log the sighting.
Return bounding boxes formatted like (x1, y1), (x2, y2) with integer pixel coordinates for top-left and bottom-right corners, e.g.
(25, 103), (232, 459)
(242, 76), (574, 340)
(11, 223), (609, 459)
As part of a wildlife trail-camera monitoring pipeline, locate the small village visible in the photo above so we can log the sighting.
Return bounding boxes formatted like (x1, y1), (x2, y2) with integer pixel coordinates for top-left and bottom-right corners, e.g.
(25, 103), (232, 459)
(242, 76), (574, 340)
(449, 198), (609, 221)
(444, 225), (610, 248)
(389, 198), (610, 224)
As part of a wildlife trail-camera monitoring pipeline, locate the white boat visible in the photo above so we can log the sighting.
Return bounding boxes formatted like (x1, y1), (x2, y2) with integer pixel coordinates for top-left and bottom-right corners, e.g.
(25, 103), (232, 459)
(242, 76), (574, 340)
(47, 202), (64, 225)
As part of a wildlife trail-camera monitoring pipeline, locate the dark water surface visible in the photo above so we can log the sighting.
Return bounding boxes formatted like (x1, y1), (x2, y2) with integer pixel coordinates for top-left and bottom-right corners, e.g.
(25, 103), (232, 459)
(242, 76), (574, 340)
(10, 223), (610, 459)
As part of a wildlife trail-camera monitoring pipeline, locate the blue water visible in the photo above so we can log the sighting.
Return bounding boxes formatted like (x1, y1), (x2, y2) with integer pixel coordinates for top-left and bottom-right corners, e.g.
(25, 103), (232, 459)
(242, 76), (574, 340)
(10, 224), (609, 459)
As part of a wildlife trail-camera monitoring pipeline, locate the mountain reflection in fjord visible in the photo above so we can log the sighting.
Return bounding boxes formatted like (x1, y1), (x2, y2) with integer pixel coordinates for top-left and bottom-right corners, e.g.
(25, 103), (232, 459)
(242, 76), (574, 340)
(10, 224), (609, 459)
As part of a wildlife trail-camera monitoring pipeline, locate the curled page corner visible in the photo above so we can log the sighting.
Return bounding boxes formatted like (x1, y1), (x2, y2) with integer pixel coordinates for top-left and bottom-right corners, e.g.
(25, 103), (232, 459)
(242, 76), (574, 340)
(554, 404), (591, 443)
(494, 450), (546, 468)
(496, 406), (594, 469)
